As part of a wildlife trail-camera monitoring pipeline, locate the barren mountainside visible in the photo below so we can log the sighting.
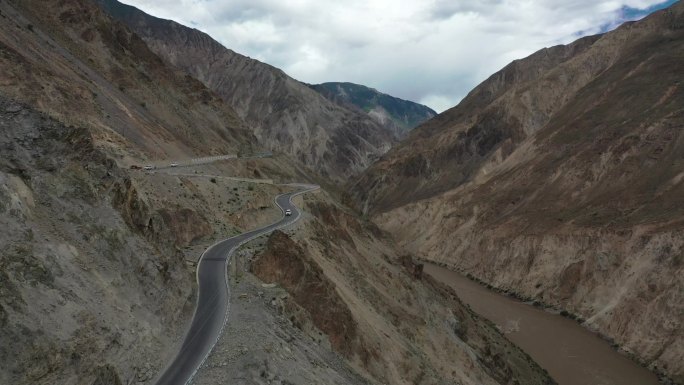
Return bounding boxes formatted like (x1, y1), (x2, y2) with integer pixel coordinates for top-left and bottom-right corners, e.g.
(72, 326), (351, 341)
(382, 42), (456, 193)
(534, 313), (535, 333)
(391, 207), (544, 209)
(1, 0), (261, 164)
(352, 3), (684, 382)
(309, 82), (437, 138)
(96, 0), (401, 182)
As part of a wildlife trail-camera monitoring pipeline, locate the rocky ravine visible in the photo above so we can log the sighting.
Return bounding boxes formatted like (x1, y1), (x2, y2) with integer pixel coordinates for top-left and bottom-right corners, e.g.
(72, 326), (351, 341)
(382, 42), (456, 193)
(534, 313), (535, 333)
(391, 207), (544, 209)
(1, 1), (553, 384)
(352, 2), (684, 383)
(96, 0), (400, 183)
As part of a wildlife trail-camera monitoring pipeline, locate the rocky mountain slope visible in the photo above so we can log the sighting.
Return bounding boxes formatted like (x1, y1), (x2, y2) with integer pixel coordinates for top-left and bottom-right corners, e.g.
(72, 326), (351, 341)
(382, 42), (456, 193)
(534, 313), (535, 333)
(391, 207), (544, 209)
(96, 0), (400, 182)
(0, 92), (291, 385)
(351, 3), (684, 382)
(1, 0), (263, 165)
(249, 192), (554, 385)
(0, 94), (185, 385)
(309, 82), (437, 138)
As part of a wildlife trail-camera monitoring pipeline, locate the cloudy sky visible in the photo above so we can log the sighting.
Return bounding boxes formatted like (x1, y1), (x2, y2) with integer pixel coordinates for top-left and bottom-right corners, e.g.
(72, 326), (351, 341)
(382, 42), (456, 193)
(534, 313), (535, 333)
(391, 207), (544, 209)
(120, 0), (676, 112)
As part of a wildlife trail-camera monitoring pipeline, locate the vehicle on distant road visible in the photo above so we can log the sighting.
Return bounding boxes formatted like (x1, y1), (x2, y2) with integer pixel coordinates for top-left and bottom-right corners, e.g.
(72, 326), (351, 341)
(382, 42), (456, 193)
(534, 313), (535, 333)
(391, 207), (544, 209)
(170, 162), (179, 167)
(285, 209), (292, 216)
(143, 165), (154, 170)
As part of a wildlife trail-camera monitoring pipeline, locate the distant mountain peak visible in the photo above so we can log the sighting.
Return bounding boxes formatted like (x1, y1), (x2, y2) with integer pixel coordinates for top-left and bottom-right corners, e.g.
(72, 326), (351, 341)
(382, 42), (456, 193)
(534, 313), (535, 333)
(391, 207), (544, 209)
(309, 81), (437, 138)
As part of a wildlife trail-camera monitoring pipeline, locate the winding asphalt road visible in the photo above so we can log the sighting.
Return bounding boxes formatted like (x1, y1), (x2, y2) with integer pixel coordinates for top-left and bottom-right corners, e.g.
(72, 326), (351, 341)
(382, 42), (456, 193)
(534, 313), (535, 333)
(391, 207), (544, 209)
(153, 184), (319, 385)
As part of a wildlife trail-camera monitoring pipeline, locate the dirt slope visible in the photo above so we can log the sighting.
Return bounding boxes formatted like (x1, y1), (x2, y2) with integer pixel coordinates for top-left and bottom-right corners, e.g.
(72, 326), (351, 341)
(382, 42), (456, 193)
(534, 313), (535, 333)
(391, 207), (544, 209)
(352, 3), (684, 382)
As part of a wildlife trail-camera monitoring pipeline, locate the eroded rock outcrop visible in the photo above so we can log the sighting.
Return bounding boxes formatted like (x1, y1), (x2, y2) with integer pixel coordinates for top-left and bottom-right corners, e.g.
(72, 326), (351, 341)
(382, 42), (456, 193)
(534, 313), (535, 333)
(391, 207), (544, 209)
(252, 231), (358, 356)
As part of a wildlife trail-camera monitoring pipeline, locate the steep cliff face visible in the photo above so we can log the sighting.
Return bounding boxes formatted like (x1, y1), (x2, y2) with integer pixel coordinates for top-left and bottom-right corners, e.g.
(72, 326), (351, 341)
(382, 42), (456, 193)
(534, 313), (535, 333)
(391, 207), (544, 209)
(96, 0), (398, 182)
(353, 3), (684, 382)
(309, 82), (437, 138)
(252, 197), (555, 385)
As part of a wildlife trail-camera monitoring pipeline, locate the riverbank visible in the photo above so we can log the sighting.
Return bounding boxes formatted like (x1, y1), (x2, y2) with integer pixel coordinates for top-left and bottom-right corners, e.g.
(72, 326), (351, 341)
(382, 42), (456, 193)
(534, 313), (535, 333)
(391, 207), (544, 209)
(424, 263), (661, 385)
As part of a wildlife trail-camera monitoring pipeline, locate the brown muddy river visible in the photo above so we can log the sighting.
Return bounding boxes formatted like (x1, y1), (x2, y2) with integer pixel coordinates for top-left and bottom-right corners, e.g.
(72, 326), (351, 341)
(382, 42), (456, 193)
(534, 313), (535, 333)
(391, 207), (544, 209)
(424, 263), (660, 385)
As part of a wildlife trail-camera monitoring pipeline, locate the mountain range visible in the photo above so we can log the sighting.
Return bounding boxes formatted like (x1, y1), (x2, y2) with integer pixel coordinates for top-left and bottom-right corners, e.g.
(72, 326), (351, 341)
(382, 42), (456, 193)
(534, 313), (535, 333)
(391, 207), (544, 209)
(0, 0), (681, 384)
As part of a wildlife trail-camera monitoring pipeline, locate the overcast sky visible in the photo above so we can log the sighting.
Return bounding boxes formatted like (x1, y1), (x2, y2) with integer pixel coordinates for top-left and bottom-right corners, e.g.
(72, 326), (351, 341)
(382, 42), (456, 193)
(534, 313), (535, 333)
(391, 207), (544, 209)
(120, 0), (676, 112)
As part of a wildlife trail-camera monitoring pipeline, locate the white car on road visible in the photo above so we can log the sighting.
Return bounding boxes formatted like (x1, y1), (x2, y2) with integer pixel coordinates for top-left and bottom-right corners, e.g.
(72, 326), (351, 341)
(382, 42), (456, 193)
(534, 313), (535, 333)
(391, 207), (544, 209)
(285, 209), (292, 216)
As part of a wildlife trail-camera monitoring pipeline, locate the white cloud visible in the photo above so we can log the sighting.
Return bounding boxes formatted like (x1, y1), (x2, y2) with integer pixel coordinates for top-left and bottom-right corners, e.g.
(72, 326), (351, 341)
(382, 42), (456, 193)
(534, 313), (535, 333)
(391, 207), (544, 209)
(119, 0), (675, 112)
(419, 94), (454, 114)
